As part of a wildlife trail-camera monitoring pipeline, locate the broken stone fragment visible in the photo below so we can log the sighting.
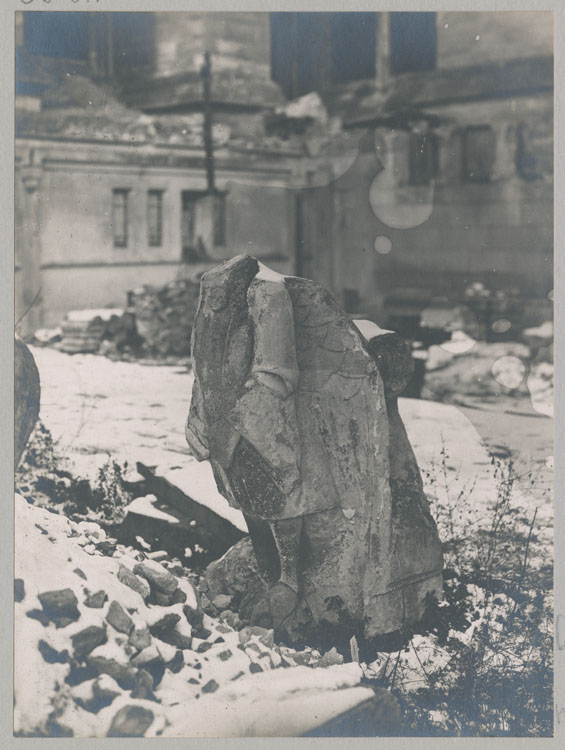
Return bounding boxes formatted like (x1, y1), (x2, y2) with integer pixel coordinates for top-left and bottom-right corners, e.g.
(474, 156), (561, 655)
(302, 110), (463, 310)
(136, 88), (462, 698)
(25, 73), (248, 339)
(92, 674), (122, 701)
(170, 588), (188, 604)
(215, 624), (232, 634)
(38, 588), (80, 625)
(167, 650), (184, 674)
(218, 649), (233, 661)
(152, 590), (175, 606)
(129, 627), (151, 651)
(249, 662), (263, 674)
(87, 656), (137, 690)
(192, 627), (212, 640)
(247, 625), (274, 647)
(219, 610), (241, 629)
(97, 539), (118, 555)
(106, 601), (134, 635)
(117, 564), (151, 600)
(317, 647), (344, 668)
(38, 639), (69, 664)
(131, 645), (163, 668)
(73, 568), (87, 580)
(196, 641), (212, 654)
(71, 625), (108, 660)
(155, 640), (178, 663)
(107, 705), (154, 737)
(84, 590), (108, 609)
(212, 594), (233, 610)
(14, 579), (25, 603)
(238, 627), (252, 645)
(182, 604), (203, 628)
(157, 631), (192, 650)
(201, 679), (219, 694)
(148, 613), (180, 637)
(133, 560), (178, 596)
(65, 662), (99, 687)
(131, 669), (156, 701)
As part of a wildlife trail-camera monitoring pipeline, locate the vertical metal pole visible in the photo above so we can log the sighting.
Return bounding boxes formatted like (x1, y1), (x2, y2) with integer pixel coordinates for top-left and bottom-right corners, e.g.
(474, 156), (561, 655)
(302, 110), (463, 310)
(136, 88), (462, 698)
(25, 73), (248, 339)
(201, 51), (216, 194)
(106, 13), (114, 80)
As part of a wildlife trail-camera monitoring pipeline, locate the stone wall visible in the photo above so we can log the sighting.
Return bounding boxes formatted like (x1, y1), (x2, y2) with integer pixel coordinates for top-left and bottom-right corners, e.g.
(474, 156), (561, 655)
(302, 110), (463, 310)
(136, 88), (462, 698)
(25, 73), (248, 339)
(307, 91), (553, 323)
(435, 11), (553, 69)
(15, 138), (296, 329)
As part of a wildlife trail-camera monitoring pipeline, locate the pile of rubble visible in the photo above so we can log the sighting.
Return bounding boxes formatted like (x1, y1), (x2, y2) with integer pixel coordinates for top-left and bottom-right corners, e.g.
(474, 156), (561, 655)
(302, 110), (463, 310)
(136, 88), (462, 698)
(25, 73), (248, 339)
(15, 493), (399, 738)
(56, 309), (133, 355)
(34, 275), (202, 360)
(422, 321), (554, 414)
(127, 277), (201, 359)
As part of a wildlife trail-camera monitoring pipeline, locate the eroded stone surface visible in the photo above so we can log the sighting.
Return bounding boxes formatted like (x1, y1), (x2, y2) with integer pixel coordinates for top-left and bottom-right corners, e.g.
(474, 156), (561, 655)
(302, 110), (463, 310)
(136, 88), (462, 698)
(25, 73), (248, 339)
(186, 255), (443, 640)
(15, 338), (40, 467)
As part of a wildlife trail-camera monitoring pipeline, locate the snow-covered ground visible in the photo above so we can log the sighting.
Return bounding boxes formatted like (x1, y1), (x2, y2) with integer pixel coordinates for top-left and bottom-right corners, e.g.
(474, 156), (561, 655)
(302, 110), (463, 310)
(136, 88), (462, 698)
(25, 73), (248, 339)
(31, 346), (552, 541)
(18, 346), (553, 736)
(15, 493), (381, 738)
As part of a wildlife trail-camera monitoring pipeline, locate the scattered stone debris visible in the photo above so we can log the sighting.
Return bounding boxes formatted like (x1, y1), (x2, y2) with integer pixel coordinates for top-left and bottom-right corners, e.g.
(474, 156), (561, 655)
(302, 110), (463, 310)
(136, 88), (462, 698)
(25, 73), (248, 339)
(15, 492), (397, 737)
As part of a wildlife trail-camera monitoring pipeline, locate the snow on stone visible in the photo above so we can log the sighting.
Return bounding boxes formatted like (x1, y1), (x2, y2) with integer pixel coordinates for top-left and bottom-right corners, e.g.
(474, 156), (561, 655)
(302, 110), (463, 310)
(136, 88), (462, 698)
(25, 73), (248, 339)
(126, 494), (180, 524)
(161, 664), (371, 738)
(66, 308), (123, 323)
(353, 319), (393, 340)
(15, 490), (379, 737)
(163, 460), (248, 533)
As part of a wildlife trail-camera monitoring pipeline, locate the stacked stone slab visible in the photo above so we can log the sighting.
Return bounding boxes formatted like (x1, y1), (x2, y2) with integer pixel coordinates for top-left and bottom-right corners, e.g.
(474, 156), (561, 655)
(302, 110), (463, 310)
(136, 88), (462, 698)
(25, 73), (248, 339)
(186, 255), (443, 643)
(58, 310), (125, 354)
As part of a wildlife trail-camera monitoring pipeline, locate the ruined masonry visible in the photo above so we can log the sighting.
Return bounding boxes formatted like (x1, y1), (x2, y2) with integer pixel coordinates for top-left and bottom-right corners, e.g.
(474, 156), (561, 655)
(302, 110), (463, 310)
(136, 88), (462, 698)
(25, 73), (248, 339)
(186, 255), (443, 641)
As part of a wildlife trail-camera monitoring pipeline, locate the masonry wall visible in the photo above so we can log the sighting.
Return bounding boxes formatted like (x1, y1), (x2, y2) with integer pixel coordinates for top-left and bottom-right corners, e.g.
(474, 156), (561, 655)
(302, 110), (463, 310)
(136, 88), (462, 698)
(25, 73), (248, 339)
(15, 139), (296, 329)
(153, 12), (271, 76)
(435, 11), (553, 69)
(314, 91), (553, 323)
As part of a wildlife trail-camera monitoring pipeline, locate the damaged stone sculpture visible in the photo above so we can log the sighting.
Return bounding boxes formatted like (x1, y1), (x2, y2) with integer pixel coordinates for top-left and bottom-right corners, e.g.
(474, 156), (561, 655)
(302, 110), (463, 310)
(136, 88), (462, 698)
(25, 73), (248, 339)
(186, 255), (443, 643)
(15, 337), (40, 467)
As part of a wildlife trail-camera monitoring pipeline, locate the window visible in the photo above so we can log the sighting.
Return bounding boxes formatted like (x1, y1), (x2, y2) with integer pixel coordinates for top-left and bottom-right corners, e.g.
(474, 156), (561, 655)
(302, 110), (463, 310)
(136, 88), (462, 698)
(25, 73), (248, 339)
(462, 126), (496, 182)
(112, 189), (129, 248)
(147, 190), (163, 247)
(389, 12), (437, 75)
(270, 12), (377, 99)
(213, 193), (226, 247)
(23, 11), (90, 60)
(330, 13), (377, 84)
(409, 132), (438, 185)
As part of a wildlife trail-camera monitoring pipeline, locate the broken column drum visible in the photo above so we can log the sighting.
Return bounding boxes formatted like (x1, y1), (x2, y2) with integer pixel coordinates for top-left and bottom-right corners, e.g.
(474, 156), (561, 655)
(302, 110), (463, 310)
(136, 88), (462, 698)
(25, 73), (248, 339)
(186, 255), (443, 639)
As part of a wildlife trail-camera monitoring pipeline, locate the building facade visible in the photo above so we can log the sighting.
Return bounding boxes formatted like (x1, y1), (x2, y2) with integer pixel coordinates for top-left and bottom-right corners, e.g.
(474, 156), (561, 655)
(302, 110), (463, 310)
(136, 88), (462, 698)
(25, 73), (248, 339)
(15, 11), (553, 335)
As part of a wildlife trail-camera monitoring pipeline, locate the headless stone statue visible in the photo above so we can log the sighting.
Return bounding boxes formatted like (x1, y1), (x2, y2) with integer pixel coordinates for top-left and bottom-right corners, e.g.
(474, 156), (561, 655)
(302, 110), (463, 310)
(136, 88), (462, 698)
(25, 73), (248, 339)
(186, 255), (443, 640)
